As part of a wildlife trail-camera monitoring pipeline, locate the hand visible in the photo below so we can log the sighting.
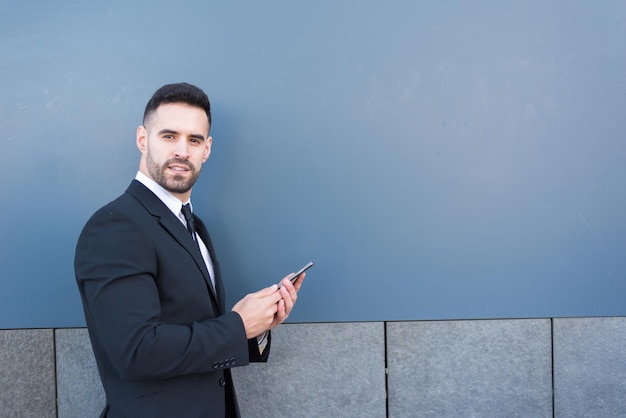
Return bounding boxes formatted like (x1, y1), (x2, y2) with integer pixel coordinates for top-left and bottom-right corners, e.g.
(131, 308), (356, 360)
(232, 285), (283, 338)
(270, 272), (305, 329)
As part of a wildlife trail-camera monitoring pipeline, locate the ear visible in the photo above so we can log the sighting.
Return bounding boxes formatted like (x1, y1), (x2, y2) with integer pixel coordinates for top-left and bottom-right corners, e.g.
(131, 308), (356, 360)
(136, 125), (147, 153)
(202, 136), (212, 163)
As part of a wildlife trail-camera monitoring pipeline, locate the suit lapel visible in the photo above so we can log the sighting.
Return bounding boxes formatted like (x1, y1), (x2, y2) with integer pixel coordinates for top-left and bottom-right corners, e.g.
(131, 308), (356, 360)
(194, 217), (225, 314)
(126, 181), (221, 312)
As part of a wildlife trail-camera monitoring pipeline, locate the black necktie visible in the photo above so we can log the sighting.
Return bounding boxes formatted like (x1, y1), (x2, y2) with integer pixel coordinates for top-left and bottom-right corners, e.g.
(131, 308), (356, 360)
(181, 203), (217, 297)
(181, 203), (196, 241)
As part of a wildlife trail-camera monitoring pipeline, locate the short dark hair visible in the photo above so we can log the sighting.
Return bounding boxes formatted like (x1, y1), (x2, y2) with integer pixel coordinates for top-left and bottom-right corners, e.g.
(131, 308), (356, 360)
(143, 82), (212, 128)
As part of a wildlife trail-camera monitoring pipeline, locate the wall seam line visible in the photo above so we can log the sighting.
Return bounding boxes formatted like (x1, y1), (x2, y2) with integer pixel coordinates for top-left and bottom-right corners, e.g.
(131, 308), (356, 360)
(384, 321), (389, 418)
(53, 328), (59, 418)
(551, 318), (555, 418)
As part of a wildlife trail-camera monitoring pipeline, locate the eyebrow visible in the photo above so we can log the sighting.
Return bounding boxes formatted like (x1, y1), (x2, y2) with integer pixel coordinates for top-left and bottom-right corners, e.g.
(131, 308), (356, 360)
(157, 129), (206, 142)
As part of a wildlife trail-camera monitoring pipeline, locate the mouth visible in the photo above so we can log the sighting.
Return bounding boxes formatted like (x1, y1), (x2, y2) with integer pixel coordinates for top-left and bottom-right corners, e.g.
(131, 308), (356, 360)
(166, 160), (193, 173)
(163, 158), (195, 178)
(168, 164), (190, 172)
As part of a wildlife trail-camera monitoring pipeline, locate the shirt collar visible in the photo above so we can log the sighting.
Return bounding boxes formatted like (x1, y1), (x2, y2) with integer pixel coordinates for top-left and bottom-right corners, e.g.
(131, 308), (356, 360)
(135, 171), (191, 221)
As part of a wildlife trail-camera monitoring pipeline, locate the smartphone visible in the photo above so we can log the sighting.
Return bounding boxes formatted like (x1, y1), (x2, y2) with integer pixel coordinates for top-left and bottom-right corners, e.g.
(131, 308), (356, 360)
(278, 261), (314, 288)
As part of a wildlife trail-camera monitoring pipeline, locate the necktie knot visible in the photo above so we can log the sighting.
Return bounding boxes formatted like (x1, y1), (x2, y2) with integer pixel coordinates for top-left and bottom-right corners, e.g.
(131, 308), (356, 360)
(181, 203), (196, 240)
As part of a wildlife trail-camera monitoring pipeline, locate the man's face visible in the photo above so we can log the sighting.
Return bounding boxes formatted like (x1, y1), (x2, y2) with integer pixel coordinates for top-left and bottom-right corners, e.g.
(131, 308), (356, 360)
(137, 102), (212, 201)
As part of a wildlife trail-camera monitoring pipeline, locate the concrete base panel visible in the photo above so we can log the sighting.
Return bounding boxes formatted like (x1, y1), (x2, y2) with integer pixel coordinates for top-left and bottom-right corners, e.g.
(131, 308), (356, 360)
(55, 328), (105, 418)
(554, 317), (626, 418)
(387, 319), (552, 418)
(0, 329), (56, 418)
(232, 322), (387, 418)
(4, 318), (626, 417)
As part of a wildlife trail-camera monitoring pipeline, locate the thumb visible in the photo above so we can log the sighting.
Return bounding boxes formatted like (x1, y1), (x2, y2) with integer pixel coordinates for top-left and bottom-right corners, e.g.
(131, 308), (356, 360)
(260, 284), (279, 295)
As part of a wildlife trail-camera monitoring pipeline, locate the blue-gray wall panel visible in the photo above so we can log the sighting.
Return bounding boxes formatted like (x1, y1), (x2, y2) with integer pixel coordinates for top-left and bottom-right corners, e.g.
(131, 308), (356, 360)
(554, 317), (626, 418)
(2, 2), (626, 327)
(387, 320), (552, 417)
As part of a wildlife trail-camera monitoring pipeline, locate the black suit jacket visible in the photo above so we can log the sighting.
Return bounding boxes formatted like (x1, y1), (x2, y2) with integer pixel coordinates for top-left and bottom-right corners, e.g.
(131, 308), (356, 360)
(75, 180), (269, 418)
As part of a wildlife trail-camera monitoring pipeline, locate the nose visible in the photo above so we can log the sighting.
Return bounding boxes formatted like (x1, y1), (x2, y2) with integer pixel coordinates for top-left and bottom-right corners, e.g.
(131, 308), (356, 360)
(174, 139), (190, 159)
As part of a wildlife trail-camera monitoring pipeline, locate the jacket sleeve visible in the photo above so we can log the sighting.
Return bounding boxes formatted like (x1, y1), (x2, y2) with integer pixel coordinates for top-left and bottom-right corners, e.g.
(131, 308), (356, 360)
(248, 331), (271, 363)
(75, 205), (251, 381)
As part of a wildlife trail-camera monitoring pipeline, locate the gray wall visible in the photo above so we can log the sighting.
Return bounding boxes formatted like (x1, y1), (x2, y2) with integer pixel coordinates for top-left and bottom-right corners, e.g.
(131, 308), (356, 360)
(2, 317), (625, 417)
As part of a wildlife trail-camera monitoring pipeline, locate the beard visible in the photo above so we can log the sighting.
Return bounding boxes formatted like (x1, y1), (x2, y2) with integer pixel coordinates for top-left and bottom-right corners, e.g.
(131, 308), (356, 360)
(146, 150), (201, 194)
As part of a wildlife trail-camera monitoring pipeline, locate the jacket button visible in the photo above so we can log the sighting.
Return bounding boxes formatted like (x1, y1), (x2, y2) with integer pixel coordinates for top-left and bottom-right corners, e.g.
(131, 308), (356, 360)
(219, 378), (226, 387)
(212, 362), (218, 369)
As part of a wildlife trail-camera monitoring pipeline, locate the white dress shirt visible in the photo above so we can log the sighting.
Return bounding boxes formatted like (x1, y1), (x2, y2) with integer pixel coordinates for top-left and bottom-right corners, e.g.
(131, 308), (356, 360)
(135, 171), (216, 289)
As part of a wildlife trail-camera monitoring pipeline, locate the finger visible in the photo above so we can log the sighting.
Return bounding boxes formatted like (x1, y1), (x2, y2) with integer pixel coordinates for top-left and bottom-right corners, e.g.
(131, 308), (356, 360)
(278, 290), (293, 317)
(276, 298), (287, 321)
(281, 278), (299, 302)
(277, 273), (296, 289)
(270, 299), (286, 329)
(265, 284), (279, 294)
(292, 272), (305, 291)
(264, 289), (283, 305)
(279, 283), (296, 308)
(256, 284), (279, 298)
(278, 277), (292, 290)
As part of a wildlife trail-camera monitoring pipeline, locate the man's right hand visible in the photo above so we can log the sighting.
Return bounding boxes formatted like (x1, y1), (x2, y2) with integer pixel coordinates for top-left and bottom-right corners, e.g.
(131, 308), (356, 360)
(231, 284), (282, 338)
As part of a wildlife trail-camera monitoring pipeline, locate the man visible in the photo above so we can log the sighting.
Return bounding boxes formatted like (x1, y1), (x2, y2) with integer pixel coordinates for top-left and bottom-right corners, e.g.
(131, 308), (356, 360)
(75, 82), (303, 417)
